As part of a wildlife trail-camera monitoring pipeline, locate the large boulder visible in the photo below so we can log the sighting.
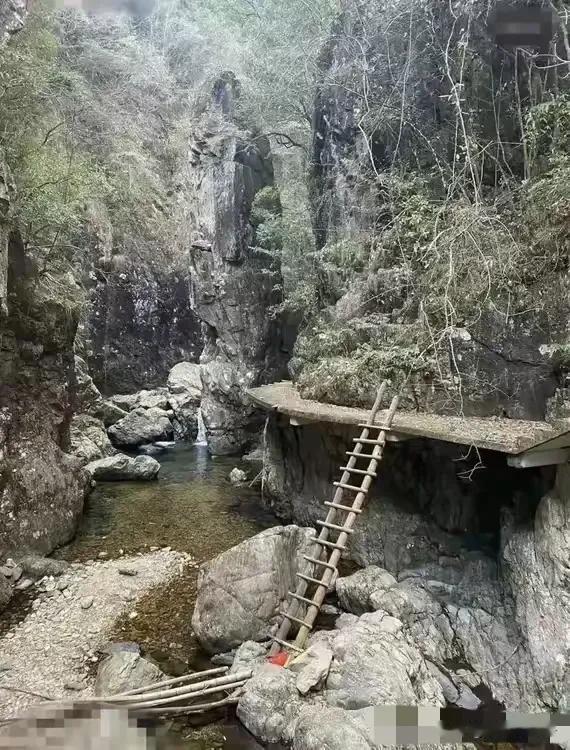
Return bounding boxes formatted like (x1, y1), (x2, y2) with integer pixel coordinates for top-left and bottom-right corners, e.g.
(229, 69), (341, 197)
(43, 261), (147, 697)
(192, 525), (315, 653)
(324, 611), (444, 709)
(237, 664), (401, 750)
(108, 393), (139, 412)
(94, 645), (164, 696)
(136, 388), (170, 410)
(167, 362), (202, 441)
(69, 414), (116, 465)
(108, 407), (173, 447)
(85, 454), (160, 481)
(167, 362), (201, 399)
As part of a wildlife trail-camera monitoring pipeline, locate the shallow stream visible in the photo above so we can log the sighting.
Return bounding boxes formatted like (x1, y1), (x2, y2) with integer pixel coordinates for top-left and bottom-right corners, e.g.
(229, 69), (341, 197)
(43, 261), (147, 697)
(61, 444), (279, 749)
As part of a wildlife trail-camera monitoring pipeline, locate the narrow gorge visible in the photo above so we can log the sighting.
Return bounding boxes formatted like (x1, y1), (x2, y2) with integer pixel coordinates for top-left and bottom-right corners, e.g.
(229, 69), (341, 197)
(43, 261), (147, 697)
(0, 0), (569, 748)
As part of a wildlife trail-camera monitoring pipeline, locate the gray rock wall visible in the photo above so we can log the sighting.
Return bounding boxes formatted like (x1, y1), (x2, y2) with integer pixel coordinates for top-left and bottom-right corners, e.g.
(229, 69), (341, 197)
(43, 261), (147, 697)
(297, 0), (570, 420)
(183, 78), (288, 454)
(80, 262), (201, 395)
(0, 169), (88, 558)
(262, 415), (550, 571)
(261, 415), (569, 710)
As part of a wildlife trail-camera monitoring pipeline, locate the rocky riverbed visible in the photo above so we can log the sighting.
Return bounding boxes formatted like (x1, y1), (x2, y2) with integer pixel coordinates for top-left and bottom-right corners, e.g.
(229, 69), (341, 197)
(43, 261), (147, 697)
(0, 443), (278, 748)
(0, 550), (189, 719)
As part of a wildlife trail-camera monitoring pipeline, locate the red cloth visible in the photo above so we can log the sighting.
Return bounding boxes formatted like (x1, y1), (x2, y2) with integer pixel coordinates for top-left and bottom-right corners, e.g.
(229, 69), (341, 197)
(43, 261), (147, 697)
(267, 651), (288, 667)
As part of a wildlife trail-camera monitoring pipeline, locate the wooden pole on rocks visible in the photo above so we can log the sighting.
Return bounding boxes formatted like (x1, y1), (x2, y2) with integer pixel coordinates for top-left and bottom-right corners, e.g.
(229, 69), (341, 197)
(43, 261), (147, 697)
(268, 382), (394, 658)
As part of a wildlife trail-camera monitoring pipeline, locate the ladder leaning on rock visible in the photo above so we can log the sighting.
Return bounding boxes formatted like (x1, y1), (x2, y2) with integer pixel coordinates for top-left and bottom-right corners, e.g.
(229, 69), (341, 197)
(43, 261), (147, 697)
(269, 380), (399, 658)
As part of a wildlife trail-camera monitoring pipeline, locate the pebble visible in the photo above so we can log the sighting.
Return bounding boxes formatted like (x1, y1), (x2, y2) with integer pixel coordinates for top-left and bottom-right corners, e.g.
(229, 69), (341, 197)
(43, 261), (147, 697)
(64, 681), (85, 691)
(80, 596), (94, 610)
(98, 552), (108, 559)
(118, 567), (138, 577)
(128, 611), (138, 620)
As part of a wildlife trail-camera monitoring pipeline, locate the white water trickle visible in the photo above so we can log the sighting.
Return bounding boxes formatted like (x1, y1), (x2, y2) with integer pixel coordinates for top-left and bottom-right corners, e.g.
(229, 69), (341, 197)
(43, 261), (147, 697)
(194, 407), (207, 446)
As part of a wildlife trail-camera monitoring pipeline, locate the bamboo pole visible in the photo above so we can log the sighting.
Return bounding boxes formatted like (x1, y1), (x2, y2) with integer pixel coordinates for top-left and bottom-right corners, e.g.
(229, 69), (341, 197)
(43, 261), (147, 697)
(125, 677), (249, 710)
(268, 382), (390, 657)
(99, 670), (252, 707)
(133, 696), (239, 716)
(292, 394), (399, 651)
(99, 667), (229, 700)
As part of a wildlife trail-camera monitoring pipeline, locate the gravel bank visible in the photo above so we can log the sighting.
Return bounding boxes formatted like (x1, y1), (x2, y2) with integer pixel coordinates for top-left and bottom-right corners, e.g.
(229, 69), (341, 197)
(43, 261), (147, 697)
(0, 550), (192, 719)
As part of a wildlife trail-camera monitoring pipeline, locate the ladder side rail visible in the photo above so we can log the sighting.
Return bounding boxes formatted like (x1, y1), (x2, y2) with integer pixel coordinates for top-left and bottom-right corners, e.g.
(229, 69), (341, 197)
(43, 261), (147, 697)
(268, 382), (389, 656)
(292, 395), (400, 650)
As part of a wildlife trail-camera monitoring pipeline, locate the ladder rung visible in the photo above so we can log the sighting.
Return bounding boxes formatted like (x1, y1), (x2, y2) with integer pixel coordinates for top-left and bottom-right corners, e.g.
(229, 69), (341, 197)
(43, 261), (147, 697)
(288, 592), (316, 606)
(279, 610), (313, 629)
(353, 438), (385, 445)
(333, 482), (368, 493)
(358, 423), (393, 431)
(303, 555), (337, 570)
(296, 572), (328, 587)
(324, 501), (362, 514)
(310, 537), (346, 551)
(316, 520), (354, 534)
(339, 465), (377, 477)
(345, 451), (379, 459)
(270, 636), (304, 653)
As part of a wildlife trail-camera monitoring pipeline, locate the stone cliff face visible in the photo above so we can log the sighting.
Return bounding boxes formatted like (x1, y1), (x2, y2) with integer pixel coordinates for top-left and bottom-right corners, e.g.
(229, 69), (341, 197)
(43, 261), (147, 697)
(81, 263), (201, 395)
(296, 0), (570, 421)
(262, 416), (569, 711)
(0, 201), (87, 559)
(0, 14), (87, 559)
(184, 78), (287, 454)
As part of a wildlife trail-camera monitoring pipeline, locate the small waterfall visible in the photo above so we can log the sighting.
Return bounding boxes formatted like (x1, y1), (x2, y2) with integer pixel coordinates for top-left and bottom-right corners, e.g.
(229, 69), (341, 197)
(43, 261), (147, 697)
(194, 407), (207, 446)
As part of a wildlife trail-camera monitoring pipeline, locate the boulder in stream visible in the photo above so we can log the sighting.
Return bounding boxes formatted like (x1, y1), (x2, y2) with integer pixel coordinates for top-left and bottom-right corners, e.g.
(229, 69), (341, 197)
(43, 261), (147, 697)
(229, 467), (247, 485)
(137, 388), (170, 410)
(85, 454), (160, 481)
(192, 525), (315, 653)
(108, 407), (173, 447)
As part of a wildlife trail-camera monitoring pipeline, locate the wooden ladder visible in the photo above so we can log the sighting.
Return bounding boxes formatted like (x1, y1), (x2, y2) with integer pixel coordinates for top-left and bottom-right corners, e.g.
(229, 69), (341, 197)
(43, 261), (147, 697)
(269, 380), (399, 658)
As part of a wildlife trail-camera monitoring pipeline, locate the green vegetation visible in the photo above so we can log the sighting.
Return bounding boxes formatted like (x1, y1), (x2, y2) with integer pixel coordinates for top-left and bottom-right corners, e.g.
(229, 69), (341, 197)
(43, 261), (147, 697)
(1, 0), (569, 411)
